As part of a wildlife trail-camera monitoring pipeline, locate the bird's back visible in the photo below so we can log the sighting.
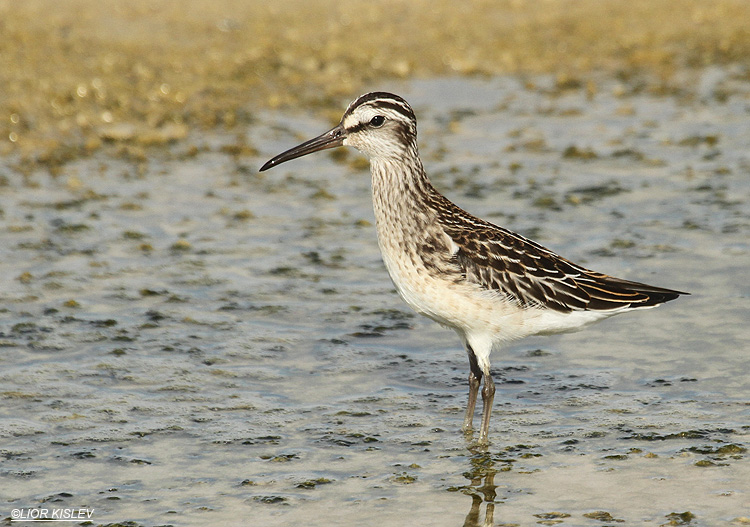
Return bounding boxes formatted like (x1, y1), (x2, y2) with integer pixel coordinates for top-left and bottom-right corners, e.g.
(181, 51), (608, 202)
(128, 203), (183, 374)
(371, 167), (686, 342)
(429, 188), (685, 313)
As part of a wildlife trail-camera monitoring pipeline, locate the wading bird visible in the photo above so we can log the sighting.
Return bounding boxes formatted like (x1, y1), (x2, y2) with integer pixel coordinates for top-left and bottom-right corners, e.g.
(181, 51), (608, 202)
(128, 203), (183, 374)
(260, 92), (687, 444)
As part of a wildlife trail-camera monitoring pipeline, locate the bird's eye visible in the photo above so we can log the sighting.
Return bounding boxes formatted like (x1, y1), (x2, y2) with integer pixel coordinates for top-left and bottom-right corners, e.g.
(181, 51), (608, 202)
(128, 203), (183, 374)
(369, 115), (385, 128)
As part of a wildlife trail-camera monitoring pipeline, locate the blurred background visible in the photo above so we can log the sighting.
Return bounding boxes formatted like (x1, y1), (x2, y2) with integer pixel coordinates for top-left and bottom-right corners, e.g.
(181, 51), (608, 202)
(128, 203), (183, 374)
(3, 0), (750, 169)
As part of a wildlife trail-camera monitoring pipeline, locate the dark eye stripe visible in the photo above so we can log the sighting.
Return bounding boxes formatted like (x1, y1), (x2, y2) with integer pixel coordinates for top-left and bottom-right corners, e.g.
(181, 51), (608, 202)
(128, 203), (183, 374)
(345, 121), (368, 134)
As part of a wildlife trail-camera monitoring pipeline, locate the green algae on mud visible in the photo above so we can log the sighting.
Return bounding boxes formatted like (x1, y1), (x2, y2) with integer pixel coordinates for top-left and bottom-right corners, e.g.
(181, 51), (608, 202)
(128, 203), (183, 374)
(4, 0), (750, 174)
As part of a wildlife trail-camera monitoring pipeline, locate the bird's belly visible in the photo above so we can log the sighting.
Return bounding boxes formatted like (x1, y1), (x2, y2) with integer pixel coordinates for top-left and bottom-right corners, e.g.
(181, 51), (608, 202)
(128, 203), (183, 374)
(379, 246), (520, 338)
(380, 246), (616, 344)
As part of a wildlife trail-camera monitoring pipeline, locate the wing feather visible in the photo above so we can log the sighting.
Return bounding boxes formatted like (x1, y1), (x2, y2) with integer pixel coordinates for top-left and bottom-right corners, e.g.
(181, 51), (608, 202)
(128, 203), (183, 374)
(431, 193), (686, 312)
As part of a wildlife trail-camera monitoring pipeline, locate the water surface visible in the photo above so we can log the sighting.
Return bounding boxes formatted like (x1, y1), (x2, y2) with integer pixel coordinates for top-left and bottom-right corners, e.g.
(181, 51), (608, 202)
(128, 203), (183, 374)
(2, 74), (749, 526)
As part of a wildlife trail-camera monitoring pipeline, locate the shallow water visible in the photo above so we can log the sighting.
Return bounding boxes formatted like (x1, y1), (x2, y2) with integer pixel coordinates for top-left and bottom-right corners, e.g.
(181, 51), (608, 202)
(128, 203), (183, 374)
(1, 74), (749, 526)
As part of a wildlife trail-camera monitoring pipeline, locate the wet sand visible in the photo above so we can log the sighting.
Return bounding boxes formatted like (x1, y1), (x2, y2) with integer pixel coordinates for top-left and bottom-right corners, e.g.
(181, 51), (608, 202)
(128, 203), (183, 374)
(3, 0), (750, 165)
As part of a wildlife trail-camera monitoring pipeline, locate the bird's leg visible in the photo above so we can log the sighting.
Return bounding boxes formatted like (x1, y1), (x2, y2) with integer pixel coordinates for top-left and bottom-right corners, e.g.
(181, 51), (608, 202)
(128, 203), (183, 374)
(478, 372), (495, 445)
(463, 370), (482, 431)
(463, 345), (482, 432)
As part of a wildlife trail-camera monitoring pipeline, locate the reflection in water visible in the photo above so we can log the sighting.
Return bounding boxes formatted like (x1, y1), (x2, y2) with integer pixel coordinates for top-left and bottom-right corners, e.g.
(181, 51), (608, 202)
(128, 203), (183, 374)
(460, 452), (499, 527)
(462, 475), (496, 527)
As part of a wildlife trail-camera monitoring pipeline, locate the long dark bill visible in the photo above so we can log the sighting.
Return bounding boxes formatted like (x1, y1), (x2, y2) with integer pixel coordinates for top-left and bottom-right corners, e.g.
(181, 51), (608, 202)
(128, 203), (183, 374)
(259, 124), (345, 172)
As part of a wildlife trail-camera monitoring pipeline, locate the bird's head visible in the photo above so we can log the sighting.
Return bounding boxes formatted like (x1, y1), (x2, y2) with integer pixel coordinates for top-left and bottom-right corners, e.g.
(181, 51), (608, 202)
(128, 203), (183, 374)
(259, 92), (417, 172)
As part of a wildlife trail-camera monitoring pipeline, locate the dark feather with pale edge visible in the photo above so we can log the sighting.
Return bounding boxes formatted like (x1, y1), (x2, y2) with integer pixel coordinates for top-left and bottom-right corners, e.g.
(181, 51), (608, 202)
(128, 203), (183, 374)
(427, 188), (685, 312)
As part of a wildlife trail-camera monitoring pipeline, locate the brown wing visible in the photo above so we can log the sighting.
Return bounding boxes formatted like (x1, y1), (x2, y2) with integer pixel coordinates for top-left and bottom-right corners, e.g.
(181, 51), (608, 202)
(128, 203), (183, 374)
(433, 195), (686, 312)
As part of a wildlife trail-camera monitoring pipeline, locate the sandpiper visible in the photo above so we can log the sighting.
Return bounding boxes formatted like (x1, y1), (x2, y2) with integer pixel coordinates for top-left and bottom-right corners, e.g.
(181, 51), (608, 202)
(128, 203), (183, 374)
(260, 92), (687, 444)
